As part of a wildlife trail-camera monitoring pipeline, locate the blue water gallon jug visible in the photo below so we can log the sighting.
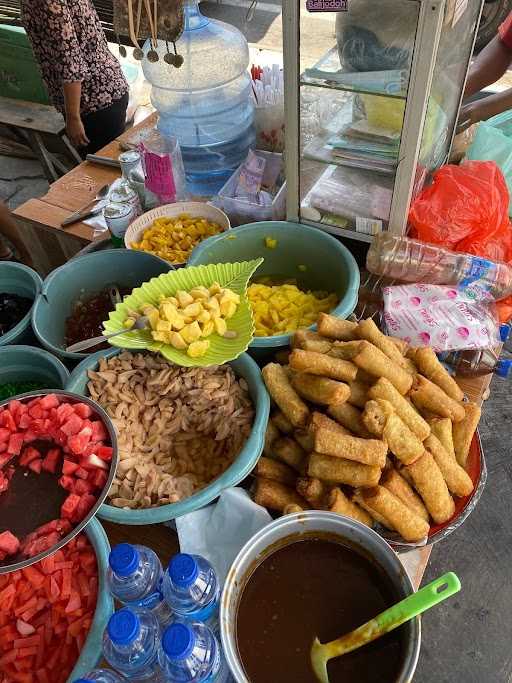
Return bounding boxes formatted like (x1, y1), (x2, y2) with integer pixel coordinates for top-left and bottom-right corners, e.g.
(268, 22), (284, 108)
(142, 0), (255, 196)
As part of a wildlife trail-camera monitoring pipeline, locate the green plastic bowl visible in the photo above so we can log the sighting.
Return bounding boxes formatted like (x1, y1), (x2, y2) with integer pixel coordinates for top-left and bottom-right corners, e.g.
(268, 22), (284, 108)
(188, 221), (360, 349)
(0, 345), (69, 391)
(0, 262), (42, 346)
(66, 518), (114, 682)
(66, 348), (270, 525)
(31, 249), (172, 362)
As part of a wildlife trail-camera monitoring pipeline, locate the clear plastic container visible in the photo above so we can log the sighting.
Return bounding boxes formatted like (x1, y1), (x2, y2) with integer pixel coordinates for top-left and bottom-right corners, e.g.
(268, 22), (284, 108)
(140, 129), (188, 206)
(159, 622), (231, 683)
(102, 608), (167, 682)
(141, 0), (255, 196)
(367, 232), (512, 301)
(107, 543), (172, 628)
(74, 670), (125, 683)
(161, 554), (219, 631)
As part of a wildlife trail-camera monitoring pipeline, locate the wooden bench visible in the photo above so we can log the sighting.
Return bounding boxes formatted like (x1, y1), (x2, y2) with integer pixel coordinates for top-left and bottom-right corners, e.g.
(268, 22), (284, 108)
(0, 96), (82, 181)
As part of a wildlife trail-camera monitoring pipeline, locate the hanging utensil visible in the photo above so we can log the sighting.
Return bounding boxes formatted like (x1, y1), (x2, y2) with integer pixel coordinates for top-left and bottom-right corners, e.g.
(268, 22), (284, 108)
(310, 572), (461, 683)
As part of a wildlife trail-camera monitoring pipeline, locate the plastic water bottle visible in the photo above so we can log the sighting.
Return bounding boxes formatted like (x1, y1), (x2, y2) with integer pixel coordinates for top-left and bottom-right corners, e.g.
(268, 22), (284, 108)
(366, 232), (512, 300)
(159, 622), (231, 682)
(141, 0), (255, 195)
(439, 325), (512, 378)
(102, 608), (167, 682)
(74, 671), (125, 683)
(107, 543), (172, 628)
(161, 554), (219, 630)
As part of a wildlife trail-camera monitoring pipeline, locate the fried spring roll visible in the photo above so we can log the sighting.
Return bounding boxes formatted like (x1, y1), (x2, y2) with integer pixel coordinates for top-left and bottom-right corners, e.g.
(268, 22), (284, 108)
(263, 420), (280, 457)
(310, 411), (351, 437)
(317, 313), (358, 340)
(361, 487), (430, 542)
(424, 434), (474, 498)
(352, 341), (413, 394)
(405, 452), (455, 524)
(301, 338), (334, 354)
(347, 380), (368, 408)
(361, 399), (394, 438)
(381, 468), (429, 522)
(414, 347), (464, 402)
(353, 489), (395, 530)
(428, 418), (455, 460)
(293, 329), (331, 351)
(289, 349), (358, 383)
(273, 437), (308, 474)
(296, 477), (330, 508)
(274, 349), (291, 366)
(294, 429), (315, 453)
(328, 340), (364, 360)
(253, 478), (309, 512)
(291, 372), (350, 406)
(272, 410), (294, 435)
(262, 364), (310, 428)
(327, 402), (372, 438)
(314, 426), (387, 467)
(328, 488), (373, 527)
(453, 402), (481, 468)
(368, 377), (430, 441)
(254, 456), (297, 487)
(392, 338), (409, 355)
(283, 504), (304, 514)
(383, 413), (425, 465)
(308, 453), (381, 488)
(356, 318), (410, 370)
(409, 375), (465, 422)
(355, 367), (375, 385)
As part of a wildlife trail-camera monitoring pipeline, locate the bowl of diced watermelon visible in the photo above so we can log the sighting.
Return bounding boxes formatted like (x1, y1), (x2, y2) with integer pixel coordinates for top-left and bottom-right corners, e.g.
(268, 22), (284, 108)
(0, 517), (114, 683)
(0, 391), (118, 573)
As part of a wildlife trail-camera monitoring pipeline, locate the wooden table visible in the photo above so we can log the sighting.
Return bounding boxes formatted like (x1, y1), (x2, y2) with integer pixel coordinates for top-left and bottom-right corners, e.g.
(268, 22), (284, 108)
(13, 113), (158, 276)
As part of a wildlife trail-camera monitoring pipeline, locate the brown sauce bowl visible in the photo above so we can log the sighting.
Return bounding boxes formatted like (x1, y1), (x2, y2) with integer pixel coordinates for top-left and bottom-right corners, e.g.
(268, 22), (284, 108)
(221, 511), (420, 683)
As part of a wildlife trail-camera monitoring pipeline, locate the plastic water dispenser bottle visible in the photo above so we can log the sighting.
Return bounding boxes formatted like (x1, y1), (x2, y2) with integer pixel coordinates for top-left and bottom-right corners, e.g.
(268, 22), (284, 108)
(159, 622), (231, 682)
(142, 0), (255, 195)
(107, 543), (172, 628)
(161, 553), (220, 631)
(102, 608), (167, 682)
(74, 671), (125, 683)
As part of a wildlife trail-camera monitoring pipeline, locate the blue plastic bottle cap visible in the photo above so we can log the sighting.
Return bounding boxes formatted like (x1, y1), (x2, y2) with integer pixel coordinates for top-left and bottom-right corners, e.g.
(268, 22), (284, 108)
(168, 553), (199, 588)
(162, 622), (195, 660)
(496, 359), (512, 378)
(107, 609), (140, 645)
(500, 324), (511, 343)
(74, 680), (94, 683)
(109, 543), (139, 577)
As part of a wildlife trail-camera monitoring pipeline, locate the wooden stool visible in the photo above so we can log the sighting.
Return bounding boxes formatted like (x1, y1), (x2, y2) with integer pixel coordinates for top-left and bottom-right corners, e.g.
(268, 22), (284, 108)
(0, 96), (82, 181)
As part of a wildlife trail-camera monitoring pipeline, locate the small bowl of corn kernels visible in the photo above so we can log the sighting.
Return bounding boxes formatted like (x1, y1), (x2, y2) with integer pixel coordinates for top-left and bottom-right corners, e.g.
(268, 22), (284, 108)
(125, 202), (231, 266)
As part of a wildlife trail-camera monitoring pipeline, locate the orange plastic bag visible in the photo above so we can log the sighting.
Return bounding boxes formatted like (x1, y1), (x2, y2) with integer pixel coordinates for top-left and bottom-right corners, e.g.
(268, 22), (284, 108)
(409, 161), (512, 263)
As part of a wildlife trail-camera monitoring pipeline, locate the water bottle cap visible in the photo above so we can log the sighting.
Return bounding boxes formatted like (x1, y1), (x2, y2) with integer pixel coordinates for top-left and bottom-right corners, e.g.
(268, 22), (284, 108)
(162, 622), (195, 660)
(500, 324), (511, 343)
(496, 358), (512, 378)
(73, 680), (94, 683)
(107, 609), (140, 645)
(168, 553), (199, 587)
(109, 543), (140, 577)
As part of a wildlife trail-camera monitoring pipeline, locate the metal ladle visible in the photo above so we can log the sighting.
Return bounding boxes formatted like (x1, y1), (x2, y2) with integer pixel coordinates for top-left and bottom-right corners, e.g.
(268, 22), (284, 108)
(65, 315), (149, 353)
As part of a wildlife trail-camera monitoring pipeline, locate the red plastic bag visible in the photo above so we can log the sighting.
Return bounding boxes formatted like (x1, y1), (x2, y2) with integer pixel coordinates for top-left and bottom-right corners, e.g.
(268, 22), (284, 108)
(409, 161), (512, 263)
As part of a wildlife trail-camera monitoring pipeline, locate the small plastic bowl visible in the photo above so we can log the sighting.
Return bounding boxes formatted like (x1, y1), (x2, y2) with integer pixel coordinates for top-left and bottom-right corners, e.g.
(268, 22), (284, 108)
(66, 518), (114, 682)
(66, 348), (270, 525)
(124, 202), (231, 267)
(0, 262), (42, 346)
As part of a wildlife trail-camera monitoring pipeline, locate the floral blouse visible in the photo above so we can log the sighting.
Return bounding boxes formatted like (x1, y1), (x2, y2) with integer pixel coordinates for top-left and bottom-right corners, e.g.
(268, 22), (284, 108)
(21, 0), (128, 116)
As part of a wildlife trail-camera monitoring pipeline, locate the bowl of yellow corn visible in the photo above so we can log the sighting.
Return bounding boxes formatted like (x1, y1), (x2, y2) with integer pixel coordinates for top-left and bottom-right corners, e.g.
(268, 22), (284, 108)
(125, 202), (231, 266)
(188, 221), (360, 350)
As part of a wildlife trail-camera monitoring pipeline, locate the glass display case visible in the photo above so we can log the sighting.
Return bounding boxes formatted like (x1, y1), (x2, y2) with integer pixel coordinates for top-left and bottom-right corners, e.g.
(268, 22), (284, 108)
(283, 0), (484, 242)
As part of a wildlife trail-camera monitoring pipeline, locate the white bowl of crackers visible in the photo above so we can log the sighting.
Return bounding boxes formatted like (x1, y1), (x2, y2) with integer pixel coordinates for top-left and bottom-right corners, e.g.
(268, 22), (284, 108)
(255, 313), (486, 549)
(125, 202), (231, 267)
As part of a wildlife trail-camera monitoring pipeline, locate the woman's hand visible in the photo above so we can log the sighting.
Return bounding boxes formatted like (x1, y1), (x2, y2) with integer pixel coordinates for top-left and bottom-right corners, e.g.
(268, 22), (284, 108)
(66, 114), (89, 148)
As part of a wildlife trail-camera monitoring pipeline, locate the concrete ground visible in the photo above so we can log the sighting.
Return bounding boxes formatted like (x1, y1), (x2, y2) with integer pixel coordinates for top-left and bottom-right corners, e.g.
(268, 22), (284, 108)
(2, 2), (512, 681)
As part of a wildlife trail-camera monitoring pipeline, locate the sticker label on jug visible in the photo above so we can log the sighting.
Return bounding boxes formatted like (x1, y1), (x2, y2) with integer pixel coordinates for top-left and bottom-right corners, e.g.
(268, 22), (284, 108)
(306, 0), (348, 12)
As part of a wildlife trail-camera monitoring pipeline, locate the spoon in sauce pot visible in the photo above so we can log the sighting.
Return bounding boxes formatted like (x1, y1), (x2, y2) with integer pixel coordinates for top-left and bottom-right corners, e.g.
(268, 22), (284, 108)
(310, 572), (461, 683)
(65, 315), (149, 353)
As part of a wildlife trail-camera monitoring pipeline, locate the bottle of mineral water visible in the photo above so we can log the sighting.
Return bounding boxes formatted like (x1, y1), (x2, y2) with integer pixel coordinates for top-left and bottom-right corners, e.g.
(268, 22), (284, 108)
(102, 608), (167, 682)
(74, 670), (125, 683)
(107, 543), (172, 628)
(159, 621), (231, 682)
(161, 554), (220, 631)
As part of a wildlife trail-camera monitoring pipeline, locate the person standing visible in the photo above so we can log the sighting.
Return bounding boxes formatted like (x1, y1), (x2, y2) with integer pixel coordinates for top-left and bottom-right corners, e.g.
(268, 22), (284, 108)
(21, 0), (129, 154)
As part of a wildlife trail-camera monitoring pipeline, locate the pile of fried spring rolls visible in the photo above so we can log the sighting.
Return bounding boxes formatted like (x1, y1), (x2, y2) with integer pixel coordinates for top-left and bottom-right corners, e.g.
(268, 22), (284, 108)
(255, 314), (481, 543)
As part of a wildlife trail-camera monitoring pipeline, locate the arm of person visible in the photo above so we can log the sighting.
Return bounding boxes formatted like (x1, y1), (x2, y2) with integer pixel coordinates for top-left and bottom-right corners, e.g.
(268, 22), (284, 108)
(63, 82), (89, 148)
(0, 203), (33, 267)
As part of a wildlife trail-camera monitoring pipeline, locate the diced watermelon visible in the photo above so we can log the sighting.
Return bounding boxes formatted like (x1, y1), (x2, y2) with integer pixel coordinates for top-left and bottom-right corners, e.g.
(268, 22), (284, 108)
(21, 566), (45, 590)
(95, 445), (113, 461)
(29, 405), (46, 420)
(82, 453), (108, 471)
(19, 446), (41, 467)
(58, 475), (75, 493)
(75, 494), (96, 520)
(41, 448), (60, 474)
(7, 432), (24, 455)
(0, 410), (16, 432)
(73, 403), (92, 419)
(18, 413), (32, 429)
(60, 414), (83, 437)
(32, 519), (71, 539)
(39, 394), (59, 410)
(74, 466), (89, 480)
(28, 459), (43, 474)
(60, 494), (81, 521)
(73, 479), (94, 495)
(91, 469), (108, 490)
(0, 531), (20, 557)
(61, 459), (79, 476)
(0, 427), (11, 441)
(0, 451), (14, 468)
(90, 420), (108, 443)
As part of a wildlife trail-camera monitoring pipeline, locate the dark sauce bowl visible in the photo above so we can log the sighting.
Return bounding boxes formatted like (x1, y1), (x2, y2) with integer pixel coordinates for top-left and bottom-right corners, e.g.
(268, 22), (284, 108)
(221, 512), (420, 683)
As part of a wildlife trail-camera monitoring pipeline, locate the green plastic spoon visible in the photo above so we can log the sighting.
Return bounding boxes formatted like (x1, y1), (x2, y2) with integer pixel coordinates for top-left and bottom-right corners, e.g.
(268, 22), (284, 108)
(310, 572), (461, 683)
